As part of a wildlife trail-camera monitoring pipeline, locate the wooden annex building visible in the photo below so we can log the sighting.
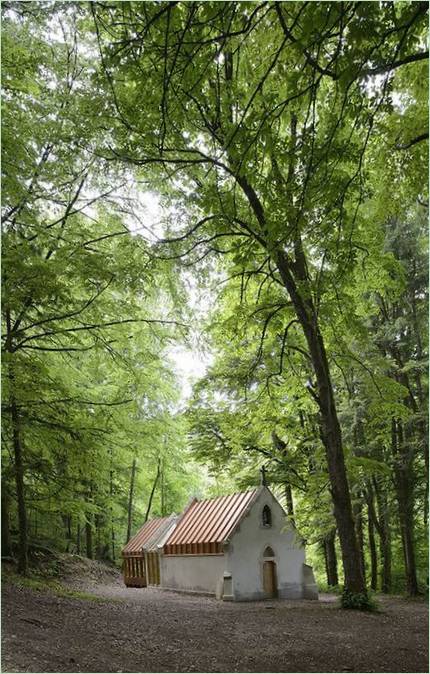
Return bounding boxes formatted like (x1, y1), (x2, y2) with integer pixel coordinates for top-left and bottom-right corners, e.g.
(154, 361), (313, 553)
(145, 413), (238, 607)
(122, 486), (318, 601)
(122, 514), (177, 588)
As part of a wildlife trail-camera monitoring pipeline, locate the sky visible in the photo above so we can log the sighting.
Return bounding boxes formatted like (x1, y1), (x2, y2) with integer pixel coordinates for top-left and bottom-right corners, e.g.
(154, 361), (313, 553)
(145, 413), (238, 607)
(127, 189), (214, 404)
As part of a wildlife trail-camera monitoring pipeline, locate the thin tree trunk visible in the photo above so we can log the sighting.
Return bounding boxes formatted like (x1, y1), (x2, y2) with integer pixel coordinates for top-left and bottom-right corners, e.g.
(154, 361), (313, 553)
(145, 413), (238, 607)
(425, 447), (429, 528)
(392, 419), (419, 595)
(1, 488), (12, 558)
(324, 529), (338, 586)
(62, 514), (72, 552)
(285, 483), (295, 526)
(10, 381), (28, 574)
(126, 457), (137, 543)
(353, 499), (366, 585)
(367, 507), (378, 591)
(85, 483), (94, 560)
(409, 284), (428, 527)
(5, 310), (28, 574)
(161, 461), (165, 517)
(95, 513), (101, 559)
(77, 522), (81, 555)
(110, 450), (115, 563)
(322, 539), (330, 586)
(372, 478), (392, 593)
(144, 459), (161, 523)
(111, 522), (116, 563)
(85, 515), (93, 559)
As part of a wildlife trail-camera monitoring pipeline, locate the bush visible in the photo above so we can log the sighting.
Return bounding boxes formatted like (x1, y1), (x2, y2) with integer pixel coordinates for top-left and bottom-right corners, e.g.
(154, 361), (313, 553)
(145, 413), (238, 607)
(341, 588), (378, 611)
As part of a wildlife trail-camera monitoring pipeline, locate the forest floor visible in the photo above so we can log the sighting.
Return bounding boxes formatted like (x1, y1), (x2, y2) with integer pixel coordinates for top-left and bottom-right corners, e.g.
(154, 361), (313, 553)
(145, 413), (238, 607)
(1, 556), (428, 673)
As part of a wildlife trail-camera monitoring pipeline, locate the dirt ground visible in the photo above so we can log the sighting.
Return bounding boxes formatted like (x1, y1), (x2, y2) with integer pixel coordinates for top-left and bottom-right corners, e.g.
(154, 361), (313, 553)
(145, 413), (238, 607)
(2, 572), (428, 673)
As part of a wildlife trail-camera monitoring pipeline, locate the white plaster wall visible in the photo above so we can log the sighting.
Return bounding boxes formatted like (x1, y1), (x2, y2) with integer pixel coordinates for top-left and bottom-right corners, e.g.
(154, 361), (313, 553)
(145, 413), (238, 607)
(225, 487), (307, 600)
(160, 554), (225, 595)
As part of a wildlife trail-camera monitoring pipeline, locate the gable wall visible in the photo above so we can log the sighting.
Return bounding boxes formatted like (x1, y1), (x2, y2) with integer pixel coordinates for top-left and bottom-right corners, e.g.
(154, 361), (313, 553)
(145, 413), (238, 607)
(225, 487), (306, 600)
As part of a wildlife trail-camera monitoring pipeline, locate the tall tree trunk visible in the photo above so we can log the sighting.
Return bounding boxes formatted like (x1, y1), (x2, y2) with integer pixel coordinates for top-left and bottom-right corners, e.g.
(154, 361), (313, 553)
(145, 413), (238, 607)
(1, 488), (12, 558)
(353, 499), (366, 585)
(367, 507), (378, 591)
(392, 419), (419, 595)
(126, 457), (137, 543)
(237, 177), (365, 595)
(76, 522), (81, 555)
(409, 283), (428, 527)
(62, 514), (72, 552)
(324, 529), (338, 586)
(144, 459), (161, 523)
(285, 483), (295, 526)
(111, 522), (116, 563)
(425, 447), (429, 529)
(371, 478), (392, 593)
(95, 513), (102, 559)
(9, 379), (28, 574)
(110, 450), (115, 563)
(5, 311), (28, 574)
(85, 515), (93, 559)
(85, 483), (94, 560)
(271, 431), (296, 525)
(160, 461), (165, 517)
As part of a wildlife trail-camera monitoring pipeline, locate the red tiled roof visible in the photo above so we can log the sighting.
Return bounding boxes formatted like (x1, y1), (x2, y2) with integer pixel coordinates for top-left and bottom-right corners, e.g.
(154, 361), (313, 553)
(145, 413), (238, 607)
(122, 516), (172, 555)
(164, 489), (258, 555)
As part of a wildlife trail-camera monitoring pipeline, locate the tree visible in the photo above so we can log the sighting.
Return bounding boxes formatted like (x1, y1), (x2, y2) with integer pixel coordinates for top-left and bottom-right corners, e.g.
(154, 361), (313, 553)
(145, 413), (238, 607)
(90, 0), (428, 598)
(1, 3), (200, 572)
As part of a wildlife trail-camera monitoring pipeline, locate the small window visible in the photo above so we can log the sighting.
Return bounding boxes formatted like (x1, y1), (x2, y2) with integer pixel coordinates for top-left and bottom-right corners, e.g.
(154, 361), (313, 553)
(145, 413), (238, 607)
(262, 505), (272, 527)
(263, 546), (275, 557)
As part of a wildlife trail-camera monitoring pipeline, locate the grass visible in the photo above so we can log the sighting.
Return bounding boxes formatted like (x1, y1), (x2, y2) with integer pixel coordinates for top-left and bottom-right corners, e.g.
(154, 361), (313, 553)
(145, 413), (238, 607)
(3, 570), (116, 603)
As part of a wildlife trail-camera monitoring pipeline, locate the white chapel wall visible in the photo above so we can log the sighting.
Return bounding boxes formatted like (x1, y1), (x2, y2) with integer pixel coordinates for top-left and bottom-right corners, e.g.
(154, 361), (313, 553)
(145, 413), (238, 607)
(225, 487), (308, 600)
(160, 553), (225, 595)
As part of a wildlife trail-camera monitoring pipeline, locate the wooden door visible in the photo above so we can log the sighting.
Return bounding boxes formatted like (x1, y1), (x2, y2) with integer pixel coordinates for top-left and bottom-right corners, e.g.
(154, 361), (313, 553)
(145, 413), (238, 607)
(263, 561), (277, 597)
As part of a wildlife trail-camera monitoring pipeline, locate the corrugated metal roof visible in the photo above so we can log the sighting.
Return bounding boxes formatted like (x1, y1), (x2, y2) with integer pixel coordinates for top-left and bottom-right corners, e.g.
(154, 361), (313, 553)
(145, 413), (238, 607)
(164, 489), (258, 553)
(122, 516), (173, 555)
(143, 514), (178, 551)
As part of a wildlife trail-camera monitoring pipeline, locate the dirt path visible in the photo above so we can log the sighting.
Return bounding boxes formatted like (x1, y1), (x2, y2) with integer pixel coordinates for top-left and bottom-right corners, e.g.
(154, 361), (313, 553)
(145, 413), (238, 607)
(2, 579), (428, 673)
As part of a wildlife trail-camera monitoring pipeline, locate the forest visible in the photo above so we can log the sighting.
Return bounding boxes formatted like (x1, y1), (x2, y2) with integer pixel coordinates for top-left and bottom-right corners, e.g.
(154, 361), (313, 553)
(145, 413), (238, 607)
(2, 0), (428, 620)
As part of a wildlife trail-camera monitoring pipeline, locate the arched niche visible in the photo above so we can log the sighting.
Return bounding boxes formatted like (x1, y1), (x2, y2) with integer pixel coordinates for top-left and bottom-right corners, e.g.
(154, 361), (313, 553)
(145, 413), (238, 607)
(263, 545), (275, 558)
(262, 504), (272, 527)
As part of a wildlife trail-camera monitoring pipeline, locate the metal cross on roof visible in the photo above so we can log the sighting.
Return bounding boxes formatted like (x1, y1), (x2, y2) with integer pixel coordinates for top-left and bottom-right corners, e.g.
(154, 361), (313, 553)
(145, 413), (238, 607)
(260, 465), (267, 486)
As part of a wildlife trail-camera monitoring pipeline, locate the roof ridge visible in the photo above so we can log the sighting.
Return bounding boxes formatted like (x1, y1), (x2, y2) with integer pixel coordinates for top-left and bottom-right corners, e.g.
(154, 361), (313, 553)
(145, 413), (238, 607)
(193, 487), (258, 504)
(122, 513), (176, 555)
(163, 487), (261, 551)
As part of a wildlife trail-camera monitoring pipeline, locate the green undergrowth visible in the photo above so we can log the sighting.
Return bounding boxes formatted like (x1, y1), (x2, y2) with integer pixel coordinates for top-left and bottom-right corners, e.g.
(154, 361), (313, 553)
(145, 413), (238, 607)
(317, 582), (343, 595)
(3, 570), (115, 603)
(340, 589), (379, 611)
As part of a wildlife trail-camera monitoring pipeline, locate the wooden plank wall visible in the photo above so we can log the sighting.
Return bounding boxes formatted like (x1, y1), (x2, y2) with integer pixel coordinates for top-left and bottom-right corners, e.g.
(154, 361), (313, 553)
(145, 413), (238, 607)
(146, 552), (160, 585)
(123, 555), (146, 587)
(164, 542), (223, 555)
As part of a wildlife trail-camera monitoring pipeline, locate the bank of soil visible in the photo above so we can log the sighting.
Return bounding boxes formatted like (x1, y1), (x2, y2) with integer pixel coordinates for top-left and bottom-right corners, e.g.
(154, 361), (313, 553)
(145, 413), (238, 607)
(1, 563), (428, 673)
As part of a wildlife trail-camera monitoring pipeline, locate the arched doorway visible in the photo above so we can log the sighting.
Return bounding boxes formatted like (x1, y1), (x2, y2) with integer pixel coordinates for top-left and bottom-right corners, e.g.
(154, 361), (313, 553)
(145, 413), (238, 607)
(263, 546), (278, 598)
